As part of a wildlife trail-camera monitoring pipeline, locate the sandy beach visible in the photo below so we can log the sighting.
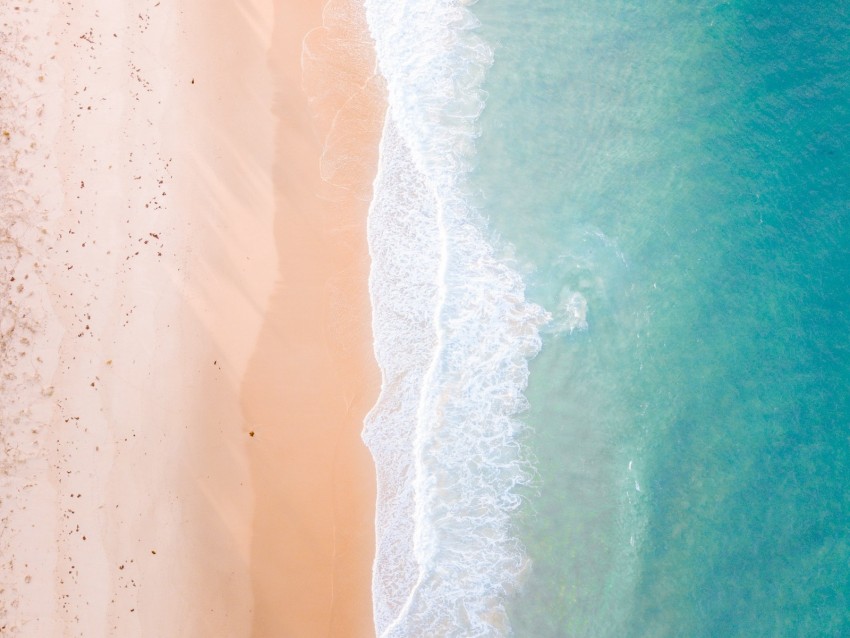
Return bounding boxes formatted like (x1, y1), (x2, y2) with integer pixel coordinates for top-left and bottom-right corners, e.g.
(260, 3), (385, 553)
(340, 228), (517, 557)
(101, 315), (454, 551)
(243, 0), (383, 635)
(0, 0), (382, 635)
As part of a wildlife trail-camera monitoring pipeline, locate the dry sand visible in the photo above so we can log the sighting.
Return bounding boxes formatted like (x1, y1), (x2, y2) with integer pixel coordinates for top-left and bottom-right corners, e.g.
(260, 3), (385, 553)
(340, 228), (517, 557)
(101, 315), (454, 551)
(0, 0), (383, 636)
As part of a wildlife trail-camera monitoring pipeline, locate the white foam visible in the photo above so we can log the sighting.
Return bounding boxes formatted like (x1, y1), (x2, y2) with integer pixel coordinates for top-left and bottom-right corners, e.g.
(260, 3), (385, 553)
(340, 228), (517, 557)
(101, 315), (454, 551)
(551, 290), (589, 335)
(362, 1), (550, 635)
(364, 118), (441, 632)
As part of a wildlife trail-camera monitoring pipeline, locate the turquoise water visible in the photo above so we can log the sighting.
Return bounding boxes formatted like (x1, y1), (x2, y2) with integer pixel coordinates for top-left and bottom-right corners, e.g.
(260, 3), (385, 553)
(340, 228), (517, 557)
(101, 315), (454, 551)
(472, 1), (850, 635)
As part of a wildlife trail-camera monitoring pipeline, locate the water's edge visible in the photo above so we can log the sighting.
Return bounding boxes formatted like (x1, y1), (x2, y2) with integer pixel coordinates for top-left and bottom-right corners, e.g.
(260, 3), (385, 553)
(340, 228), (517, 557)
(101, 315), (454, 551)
(362, 1), (549, 635)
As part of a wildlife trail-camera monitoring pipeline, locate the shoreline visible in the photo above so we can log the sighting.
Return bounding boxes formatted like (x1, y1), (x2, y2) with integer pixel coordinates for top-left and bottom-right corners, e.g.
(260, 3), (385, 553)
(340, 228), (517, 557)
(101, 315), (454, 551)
(242, 0), (384, 635)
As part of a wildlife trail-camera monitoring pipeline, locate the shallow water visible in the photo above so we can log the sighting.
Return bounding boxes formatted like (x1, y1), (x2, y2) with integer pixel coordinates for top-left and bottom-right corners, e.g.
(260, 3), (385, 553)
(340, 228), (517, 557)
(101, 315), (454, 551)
(363, 0), (850, 634)
(471, 1), (850, 635)
(363, 1), (547, 634)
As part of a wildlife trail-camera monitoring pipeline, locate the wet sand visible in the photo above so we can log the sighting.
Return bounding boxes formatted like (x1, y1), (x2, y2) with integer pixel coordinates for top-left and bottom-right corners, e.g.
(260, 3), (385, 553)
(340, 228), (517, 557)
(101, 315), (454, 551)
(0, 0), (382, 635)
(242, 0), (383, 635)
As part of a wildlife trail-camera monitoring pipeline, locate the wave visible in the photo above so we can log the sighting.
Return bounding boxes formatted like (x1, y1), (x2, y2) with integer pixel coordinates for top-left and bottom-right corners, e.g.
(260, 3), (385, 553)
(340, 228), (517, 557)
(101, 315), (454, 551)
(361, 1), (550, 635)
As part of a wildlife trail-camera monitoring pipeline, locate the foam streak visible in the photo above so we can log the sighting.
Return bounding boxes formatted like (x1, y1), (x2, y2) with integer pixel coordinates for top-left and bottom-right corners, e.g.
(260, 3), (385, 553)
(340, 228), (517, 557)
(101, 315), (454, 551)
(362, 1), (550, 635)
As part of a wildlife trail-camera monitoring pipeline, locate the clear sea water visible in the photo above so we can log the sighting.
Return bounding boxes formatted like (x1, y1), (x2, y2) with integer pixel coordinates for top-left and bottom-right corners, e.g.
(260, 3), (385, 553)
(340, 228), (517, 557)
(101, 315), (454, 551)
(364, 0), (850, 635)
(470, 1), (850, 636)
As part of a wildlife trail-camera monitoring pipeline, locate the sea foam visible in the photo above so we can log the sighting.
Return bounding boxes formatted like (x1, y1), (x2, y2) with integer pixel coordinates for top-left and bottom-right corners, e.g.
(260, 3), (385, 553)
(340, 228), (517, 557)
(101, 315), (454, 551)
(362, 1), (550, 635)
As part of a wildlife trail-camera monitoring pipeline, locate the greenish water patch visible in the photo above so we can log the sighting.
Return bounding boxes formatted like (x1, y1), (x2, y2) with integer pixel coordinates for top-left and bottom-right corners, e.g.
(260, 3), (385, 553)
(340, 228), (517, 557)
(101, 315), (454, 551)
(472, 1), (850, 635)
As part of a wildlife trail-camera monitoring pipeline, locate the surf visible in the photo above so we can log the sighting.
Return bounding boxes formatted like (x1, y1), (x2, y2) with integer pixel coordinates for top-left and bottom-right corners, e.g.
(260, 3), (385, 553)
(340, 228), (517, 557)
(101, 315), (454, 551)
(361, 0), (550, 635)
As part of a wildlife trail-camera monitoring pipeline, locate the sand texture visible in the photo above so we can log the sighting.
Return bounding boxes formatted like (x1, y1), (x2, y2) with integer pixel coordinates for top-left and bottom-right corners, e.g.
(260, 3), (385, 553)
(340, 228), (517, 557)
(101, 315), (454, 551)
(0, 0), (383, 635)
(244, 0), (383, 635)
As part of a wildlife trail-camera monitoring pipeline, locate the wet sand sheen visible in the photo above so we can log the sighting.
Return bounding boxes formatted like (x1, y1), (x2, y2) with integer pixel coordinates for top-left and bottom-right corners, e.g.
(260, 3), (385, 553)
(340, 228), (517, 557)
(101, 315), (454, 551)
(241, 0), (383, 636)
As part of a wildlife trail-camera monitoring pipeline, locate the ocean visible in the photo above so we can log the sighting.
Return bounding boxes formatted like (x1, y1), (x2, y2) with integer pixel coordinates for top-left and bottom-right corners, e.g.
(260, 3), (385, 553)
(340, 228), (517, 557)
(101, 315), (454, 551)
(363, 0), (850, 636)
